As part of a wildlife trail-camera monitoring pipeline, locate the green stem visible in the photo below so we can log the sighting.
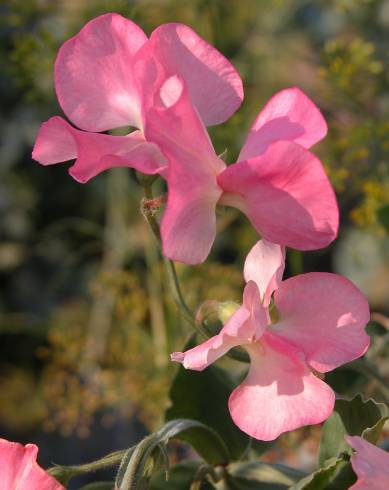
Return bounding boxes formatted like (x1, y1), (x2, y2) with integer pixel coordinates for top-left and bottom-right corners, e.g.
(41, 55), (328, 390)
(119, 435), (155, 490)
(140, 179), (249, 364)
(48, 449), (127, 485)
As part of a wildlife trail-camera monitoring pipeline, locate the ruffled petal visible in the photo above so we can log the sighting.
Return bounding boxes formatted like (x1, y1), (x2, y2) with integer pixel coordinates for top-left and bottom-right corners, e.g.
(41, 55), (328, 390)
(0, 438), (64, 489)
(346, 436), (389, 490)
(55, 13), (147, 132)
(272, 273), (370, 373)
(32, 117), (167, 183)
(145, 76), (225, 264)
(218, 141), (339, 250)
(239, 87), (327, 161)
(244, 239), (285, 306)
(228, 334), (335, 441)
(149, 23), (243, 126)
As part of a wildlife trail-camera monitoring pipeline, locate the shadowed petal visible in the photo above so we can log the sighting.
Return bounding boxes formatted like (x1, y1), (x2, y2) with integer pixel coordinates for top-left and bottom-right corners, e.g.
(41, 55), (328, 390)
(272, 273), (370, 373)
(0, 439), (64, 489)
(244, 240), (285, 306)
(228, 334), (335, 441)
(346, 436), (389, 490)
(32, 116), (167, 183)
(145, 77), (225, 264)
(239, 87), (327, 161)
(55, 13), (147, 132)
(218, 141), (339, 250)
(149, 23), (243, 126)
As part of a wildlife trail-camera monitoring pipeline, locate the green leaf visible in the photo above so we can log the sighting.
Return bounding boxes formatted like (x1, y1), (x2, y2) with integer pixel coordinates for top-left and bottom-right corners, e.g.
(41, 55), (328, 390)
(319, 394), (389, 465)
(77, 483), (115, 490)
(166, 339), (272, 461)
(377, 204), (389, 233)
(150, 461), (215, 489)
(223, 461), (305, 489)
(290, 457), (356, 490)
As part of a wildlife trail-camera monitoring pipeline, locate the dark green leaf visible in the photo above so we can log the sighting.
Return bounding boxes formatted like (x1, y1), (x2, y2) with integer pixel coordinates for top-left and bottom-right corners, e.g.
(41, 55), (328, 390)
(290, 457), (356, 490)
(224, 461), (305, 489)
(77, 483), (114, 490)
(166, 338), (272, 461)
(150, 461), (214, 489)
(319, 394), (389, 465)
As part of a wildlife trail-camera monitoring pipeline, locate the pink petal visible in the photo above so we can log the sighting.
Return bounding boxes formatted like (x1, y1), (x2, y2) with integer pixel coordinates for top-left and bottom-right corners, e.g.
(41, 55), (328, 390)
(239, 87), (327, 161)
(32, 116), (167, 183)
(55, 13), (147, 132)
(244, 239), (285, 306)
(346, 436), (389, 490)
(145, 77), (225, 264)
(171, 305), (251, 371)
(148, 23), (243, 126)
(0, 439), (64, 489)
(228, 334), (335, 441)
(242, 281), (270, 340)
(272, 273), (370, 373)
(217, 141), (339, 250)
(171, 281), (267, 371)
(32, 116), (78, 164)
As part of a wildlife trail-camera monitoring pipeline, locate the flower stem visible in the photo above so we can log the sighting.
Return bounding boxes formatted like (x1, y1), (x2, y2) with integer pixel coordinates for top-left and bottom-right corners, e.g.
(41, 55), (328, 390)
(140, 178), (249, 363)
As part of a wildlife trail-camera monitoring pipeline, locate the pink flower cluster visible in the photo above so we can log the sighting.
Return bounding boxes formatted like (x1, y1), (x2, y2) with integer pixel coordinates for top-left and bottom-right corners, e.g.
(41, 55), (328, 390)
(33, 13), (339, 265)
(172, 239), (370, 440)
(27, 11), (375, 479)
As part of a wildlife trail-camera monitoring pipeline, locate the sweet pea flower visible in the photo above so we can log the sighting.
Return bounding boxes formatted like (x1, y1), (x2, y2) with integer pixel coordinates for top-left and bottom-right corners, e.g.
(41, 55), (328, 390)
(346, 436), (389, 490)
(145, 77), (339, 264)
(171, 240), (370, 440)
(0, 438), (64, 489)
(32, 13), (243, 183)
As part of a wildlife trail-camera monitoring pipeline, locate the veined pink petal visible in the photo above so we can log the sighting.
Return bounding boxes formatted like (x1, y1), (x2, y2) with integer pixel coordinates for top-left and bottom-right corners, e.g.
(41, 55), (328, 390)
(217, 141), (339, 250)
(0, 439), (64, 490)
(244, 239), (285, 306)
(272, 273), (370, 373)
(55, 13), (147, 132)
(145, 77), (225, 264)
(32, 117), (167, 183)
(171, 305), (250, 371)
(149, 23), (243, 126)
(228, 334), (335, 441)
(346, 436), (389, 490)
(239, 87), (327, 161)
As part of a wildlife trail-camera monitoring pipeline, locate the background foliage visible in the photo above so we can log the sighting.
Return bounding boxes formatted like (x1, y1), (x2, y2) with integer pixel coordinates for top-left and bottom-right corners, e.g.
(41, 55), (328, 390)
(0, 0), (388, 487)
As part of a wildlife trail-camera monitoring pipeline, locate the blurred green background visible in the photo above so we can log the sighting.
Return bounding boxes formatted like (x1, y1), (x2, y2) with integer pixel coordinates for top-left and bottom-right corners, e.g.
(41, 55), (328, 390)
(0, 0), (388, 486)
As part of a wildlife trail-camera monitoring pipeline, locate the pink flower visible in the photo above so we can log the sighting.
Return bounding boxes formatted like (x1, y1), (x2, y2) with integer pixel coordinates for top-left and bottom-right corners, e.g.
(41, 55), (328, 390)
(32, 13), (243, 183)
(146, 78), (339, 264)
(171, 240), (370, 440)
(346, 436), (389, 490)
(0, 438), (64, 489)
